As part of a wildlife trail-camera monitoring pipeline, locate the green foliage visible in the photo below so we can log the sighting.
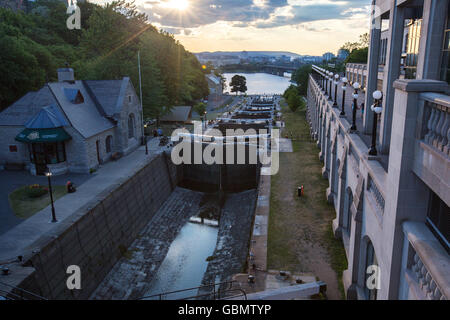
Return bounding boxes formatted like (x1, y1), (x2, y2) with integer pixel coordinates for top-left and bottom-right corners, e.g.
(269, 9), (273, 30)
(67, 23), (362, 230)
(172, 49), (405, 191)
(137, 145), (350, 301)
(193, 102), (207, 116)
(230, 75), (247, 95)
(345, 47), (369, 64)
(283, 85), (303, 113)
(0, 0), (209, 117)
(26, 184), (48, 198)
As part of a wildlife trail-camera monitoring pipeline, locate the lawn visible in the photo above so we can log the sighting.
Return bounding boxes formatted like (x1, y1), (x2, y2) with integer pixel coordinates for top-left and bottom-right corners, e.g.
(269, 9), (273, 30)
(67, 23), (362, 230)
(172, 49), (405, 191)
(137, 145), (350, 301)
(267, 99), (348, 299)
(9, 185), (67, 219)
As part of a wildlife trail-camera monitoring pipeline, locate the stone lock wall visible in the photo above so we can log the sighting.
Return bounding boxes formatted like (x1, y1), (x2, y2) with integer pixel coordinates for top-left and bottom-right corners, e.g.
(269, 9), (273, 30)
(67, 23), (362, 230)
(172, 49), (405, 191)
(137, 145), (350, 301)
(16, 153), (180, 299)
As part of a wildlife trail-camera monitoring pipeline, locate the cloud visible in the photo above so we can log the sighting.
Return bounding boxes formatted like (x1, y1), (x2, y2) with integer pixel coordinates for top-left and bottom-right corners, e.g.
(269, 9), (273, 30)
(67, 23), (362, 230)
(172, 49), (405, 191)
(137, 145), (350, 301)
(136, 0), (369, 32)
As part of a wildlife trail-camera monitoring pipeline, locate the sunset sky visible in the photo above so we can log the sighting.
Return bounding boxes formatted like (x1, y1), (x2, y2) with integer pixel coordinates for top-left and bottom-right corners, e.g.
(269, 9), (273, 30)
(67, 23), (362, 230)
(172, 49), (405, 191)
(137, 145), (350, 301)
(94, 0), (372, 55)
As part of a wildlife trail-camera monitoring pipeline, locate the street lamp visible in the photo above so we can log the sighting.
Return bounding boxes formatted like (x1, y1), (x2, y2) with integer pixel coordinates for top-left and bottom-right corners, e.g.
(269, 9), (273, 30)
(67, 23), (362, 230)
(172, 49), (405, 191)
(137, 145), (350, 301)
(340, 77), (348, 116)
(325, 71), (329, 95)
(329, 72), (334, 99)
(369, 90), (383, 156)
(46, 170), (57, 223)
(350, 82), (360, 132)
(333, 74), (339, 107)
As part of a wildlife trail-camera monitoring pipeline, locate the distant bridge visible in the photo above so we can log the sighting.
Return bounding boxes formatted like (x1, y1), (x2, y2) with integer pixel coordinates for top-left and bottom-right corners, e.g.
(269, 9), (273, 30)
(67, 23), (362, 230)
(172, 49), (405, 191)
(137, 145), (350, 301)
(262, 65), (297, 77)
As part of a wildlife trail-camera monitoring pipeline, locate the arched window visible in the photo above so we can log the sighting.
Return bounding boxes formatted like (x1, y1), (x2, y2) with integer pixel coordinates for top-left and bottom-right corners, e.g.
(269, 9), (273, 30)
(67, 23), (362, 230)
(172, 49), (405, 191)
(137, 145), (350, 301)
(364, 240), (378, 300)
(128, 114), (135, 139)
(105, 135), (113, 153)
(346, 191), (353, 234)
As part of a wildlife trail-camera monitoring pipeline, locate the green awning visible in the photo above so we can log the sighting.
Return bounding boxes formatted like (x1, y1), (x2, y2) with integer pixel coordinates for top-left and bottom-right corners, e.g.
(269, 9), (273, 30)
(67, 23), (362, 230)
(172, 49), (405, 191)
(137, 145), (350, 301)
(15, 128), (72, 143)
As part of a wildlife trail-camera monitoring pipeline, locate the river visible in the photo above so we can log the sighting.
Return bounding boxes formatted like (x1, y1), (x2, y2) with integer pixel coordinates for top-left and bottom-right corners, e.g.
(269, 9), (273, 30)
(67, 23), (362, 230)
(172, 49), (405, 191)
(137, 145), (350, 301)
(223, 72), (292, 95)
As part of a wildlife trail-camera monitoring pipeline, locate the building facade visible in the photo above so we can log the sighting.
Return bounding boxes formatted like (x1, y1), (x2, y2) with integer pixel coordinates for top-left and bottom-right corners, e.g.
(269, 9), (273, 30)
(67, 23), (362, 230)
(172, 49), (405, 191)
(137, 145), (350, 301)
(307, 0), (449, 300)
(0, 68), (143, 175)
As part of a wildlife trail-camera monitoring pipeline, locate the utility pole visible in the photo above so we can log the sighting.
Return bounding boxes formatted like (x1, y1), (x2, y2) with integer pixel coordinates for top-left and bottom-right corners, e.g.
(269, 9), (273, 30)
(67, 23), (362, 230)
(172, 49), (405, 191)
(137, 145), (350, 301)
(138, 51), (148, 154)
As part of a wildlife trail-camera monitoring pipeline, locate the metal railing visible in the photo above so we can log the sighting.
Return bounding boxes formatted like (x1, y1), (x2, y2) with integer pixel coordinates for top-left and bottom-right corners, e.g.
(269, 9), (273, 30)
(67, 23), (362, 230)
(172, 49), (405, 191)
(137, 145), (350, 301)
(139, 280), (247, 300)
(0, 281), (47, 300)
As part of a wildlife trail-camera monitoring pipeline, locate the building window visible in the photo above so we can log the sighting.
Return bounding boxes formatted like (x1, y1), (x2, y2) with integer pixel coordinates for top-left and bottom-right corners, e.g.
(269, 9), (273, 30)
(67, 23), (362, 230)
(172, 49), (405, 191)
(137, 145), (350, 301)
(105, 135), (113, 153)
(364, 240), (378, 300)
(403, 19), (422, 79)
(128, 114), (135, 139)
(9, 145), (18, 152)
(440, 6), (450, 83)
(427, 190), (450, 252)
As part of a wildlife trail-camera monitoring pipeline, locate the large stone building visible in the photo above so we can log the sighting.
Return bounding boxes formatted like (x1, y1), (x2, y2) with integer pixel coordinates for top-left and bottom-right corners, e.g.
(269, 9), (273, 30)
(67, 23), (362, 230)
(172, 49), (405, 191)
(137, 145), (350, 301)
(0, 68), (143, 175)
(307, 0), (449, 300)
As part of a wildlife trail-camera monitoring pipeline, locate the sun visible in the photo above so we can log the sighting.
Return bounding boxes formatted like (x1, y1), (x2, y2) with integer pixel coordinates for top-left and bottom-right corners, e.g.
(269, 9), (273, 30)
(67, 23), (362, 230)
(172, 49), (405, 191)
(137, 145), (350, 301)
(161, 0), (189, 11)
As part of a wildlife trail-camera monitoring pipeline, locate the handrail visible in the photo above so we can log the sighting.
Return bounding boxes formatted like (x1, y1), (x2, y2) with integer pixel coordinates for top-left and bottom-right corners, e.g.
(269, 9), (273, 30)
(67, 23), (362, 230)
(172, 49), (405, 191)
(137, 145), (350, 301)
(420, 92), (450, 109)
(0, 281), (47, 300)
(139, 280), (238, 300)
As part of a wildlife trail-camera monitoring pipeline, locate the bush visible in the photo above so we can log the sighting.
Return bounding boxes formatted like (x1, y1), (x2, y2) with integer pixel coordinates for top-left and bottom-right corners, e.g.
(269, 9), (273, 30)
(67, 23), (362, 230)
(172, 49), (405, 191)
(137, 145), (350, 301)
(26, 184), (48, 198)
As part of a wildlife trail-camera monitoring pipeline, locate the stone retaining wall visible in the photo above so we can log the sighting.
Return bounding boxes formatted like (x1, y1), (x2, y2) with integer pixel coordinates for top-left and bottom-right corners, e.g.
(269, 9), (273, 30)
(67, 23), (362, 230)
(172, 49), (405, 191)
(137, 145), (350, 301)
(10, 152), (180, 299)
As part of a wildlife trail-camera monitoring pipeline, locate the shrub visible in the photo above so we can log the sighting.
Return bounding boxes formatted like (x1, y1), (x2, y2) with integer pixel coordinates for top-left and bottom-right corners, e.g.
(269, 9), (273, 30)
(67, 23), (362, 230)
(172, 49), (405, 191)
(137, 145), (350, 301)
(26, 184), (48, 198)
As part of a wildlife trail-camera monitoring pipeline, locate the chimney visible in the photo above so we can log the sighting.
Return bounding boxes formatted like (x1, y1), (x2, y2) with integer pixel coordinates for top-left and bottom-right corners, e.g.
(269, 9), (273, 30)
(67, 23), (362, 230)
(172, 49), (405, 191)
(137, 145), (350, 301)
(57, 65), (75, 83)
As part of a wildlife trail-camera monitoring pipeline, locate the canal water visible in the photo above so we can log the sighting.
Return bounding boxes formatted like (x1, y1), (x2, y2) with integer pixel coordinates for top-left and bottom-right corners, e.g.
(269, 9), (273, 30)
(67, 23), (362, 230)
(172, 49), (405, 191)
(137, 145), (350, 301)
(144, 222), (218, 299)
(223, 72), (292, 95)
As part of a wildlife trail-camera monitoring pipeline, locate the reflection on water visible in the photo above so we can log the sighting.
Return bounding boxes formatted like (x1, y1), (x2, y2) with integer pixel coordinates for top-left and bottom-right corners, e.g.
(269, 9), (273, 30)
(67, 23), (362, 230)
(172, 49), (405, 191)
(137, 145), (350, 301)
(223, 72), (292, 95)
(144, 222), (218, 300)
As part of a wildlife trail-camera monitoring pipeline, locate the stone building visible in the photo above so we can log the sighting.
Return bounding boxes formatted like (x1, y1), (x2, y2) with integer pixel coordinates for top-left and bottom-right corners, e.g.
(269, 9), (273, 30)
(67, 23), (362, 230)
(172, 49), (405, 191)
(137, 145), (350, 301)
(0, 68), (143, 175)
(206, 72), (223, 95)
(307, 0), (449, 300)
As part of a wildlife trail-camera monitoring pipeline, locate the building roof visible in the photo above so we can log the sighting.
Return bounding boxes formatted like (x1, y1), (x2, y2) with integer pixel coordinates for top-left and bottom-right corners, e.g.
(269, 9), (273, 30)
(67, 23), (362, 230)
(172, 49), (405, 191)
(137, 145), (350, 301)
(25, 105), (68, 129)
(160, 106), (192, 122)
(0, 77), (136, 139)
(206, 74), (221, 86)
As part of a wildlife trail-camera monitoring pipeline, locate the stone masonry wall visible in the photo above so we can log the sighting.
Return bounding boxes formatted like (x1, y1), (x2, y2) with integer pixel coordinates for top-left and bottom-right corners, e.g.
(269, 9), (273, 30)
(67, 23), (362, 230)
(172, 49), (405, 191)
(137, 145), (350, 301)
(15, 153), (179, 299)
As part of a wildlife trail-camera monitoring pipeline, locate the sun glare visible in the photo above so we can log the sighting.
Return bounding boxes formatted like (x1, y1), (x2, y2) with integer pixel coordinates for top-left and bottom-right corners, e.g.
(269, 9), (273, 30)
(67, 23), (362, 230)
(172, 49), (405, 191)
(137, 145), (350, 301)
(161, 0), (189, 11)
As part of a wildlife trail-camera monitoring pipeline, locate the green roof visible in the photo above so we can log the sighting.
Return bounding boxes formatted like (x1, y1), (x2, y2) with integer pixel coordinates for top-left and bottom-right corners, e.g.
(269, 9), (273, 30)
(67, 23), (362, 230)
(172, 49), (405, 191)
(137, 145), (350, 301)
(15, 128), (72, 143)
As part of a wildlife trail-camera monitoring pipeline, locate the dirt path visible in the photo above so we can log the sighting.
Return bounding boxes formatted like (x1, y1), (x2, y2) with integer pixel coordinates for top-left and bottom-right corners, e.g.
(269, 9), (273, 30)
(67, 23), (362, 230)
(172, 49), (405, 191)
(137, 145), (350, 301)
(267, 101), (347, 300)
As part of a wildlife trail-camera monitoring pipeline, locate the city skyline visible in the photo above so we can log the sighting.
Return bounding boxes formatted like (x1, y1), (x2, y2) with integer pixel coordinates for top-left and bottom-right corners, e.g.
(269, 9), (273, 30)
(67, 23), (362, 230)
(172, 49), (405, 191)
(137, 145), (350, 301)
(91, 0), (371, 55)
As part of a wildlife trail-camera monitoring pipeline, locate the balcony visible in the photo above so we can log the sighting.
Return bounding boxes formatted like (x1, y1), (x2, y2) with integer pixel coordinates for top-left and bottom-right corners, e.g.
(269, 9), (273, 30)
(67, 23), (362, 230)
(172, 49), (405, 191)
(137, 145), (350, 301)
(401, 221), (449, 300)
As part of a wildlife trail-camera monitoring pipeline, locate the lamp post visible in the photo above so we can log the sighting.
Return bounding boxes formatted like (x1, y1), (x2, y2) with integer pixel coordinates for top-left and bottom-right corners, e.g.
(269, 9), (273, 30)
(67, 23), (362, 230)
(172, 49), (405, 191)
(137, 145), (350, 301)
(350, 82), (360, 132)
(46, 171), (57, 223)
(324, 71), (329, 95)
(369, 91), (383, 156)
(333, 74), (339, 107)
(340, 77), (348, 116)
(329, 72), (334, 99)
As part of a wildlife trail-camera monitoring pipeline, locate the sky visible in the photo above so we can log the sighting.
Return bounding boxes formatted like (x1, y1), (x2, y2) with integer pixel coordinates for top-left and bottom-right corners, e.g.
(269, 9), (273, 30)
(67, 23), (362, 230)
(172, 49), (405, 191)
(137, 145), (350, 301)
(93, 0), (372, 56)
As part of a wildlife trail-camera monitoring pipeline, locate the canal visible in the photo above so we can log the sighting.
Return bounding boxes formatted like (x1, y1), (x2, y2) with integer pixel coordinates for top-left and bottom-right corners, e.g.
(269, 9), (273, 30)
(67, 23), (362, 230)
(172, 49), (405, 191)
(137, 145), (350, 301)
(223, 72), (292, 95)
(143, 222), (218, 299)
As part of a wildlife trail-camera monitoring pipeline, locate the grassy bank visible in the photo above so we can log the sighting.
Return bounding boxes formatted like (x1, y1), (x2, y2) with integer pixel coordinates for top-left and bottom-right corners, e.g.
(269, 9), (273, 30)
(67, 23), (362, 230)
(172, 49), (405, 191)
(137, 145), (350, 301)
(267, 99), (347, 299)
(9, 185), (67, 219)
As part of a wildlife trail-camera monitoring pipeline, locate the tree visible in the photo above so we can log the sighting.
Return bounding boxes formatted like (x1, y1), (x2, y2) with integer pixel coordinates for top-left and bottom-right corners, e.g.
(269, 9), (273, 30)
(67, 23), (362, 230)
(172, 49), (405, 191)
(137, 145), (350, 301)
(230, 75), (247, 95)
(345, 47), (369, 64)
(283, 85), (303, 112)
(291, 64), (312, 96)
(193, 102), (206, 117)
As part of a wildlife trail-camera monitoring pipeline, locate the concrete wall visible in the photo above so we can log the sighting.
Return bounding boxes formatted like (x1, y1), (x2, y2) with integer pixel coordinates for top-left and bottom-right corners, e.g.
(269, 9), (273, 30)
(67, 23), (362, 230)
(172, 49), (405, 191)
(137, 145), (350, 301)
(12, 153), (179, 299)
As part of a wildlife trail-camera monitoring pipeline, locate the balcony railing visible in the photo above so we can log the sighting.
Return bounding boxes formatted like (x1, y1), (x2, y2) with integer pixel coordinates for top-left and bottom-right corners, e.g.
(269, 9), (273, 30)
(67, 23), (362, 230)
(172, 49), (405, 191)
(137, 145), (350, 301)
(403, 221), (449, 300)
(421, 92), (450, 156)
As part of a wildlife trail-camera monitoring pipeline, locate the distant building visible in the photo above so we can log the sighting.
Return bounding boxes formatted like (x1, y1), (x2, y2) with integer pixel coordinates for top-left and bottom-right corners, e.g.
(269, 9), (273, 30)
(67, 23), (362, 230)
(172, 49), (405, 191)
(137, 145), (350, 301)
(160, 106), (192, 124)
(206, 72), (223, 95)
(0, 68), (143, 175)
(322, 52), (336, 62)
(337, 49), (350, 60)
